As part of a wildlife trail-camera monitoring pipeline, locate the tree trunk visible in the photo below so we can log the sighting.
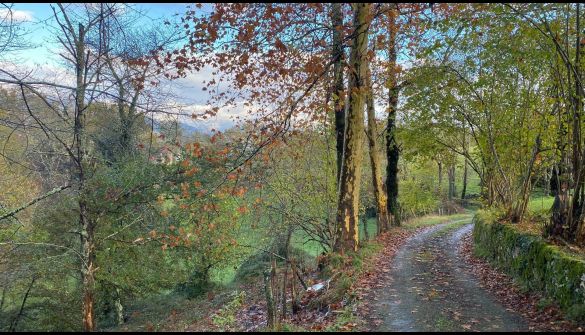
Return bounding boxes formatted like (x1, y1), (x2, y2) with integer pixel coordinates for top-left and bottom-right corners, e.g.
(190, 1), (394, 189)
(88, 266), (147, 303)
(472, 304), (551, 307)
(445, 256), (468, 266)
(461, 122), (468, 200)
(385, 6), (400, 226)
(362, 216), (370, 240)
(290, 258), (300, 314)
(281, 227), (292, 320)
(270, 257), (277, 327)
(366, 68), (390, 233)
(510, 136), (541, 223)
(73, 22), (96, 332)
(119, 114), (134, 154)
(264, 268), (276, 330)
(461, 159), (468, 200)
(574, 3), (585, 245)
(115, 288), (124, 326)
(334, 3), (370, 253)
(331, 3), (345, 183)
(81, 200), (96, 332)
(448, 166), (455, 201)
(280, 265), (287, 321)
(437, 161), (443, 195)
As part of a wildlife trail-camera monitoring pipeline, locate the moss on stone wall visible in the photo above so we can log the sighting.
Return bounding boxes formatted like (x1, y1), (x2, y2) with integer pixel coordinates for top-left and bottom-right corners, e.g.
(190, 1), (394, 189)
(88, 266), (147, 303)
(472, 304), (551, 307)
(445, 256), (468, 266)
(473, 211), (585, 322)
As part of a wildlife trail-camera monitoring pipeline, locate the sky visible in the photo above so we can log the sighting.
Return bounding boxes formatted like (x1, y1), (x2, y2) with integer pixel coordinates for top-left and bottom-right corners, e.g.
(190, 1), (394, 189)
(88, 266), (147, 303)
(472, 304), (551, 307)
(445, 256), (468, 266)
(9, 3), (189, 65)
(3, 3), (240, 133)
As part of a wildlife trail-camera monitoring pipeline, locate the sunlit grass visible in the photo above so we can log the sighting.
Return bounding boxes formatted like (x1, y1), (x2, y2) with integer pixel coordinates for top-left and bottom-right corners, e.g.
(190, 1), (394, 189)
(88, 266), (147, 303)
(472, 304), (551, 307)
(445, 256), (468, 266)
(527, 195), (554, 213)
(403, 212), (473, 230)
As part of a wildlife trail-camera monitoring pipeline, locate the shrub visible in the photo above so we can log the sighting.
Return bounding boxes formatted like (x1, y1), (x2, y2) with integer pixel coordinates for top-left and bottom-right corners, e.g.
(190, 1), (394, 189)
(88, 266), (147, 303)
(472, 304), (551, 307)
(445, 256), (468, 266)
(177, 269), (213, 298)
(234, 246), (312, 282)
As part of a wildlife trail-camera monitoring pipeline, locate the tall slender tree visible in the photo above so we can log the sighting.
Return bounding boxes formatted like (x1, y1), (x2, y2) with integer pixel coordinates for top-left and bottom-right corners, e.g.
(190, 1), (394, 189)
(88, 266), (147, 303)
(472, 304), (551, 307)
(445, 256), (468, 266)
(335, 3), (371, 252)
(331, 3), (346, 182)
(365, 67), (390, 233)
(385, 4), (400, 226)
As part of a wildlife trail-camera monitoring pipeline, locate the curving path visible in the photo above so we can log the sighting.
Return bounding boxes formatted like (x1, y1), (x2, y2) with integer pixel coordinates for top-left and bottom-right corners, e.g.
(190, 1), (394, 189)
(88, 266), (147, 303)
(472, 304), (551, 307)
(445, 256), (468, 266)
(372, 220), (529, 332)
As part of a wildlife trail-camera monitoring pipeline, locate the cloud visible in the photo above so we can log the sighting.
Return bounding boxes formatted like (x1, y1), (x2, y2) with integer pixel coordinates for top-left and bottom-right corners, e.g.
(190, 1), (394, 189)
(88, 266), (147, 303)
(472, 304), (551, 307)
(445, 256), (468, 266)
(0, 9), (34, 22)
(0, 60), (76, 88)
(176, 101), (253, 133)
(155, 64), (250, 133)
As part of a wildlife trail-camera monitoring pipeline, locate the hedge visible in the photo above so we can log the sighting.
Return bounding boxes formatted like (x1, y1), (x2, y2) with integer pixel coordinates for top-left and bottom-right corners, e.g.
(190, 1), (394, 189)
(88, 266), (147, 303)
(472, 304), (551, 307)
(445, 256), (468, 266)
(473, 211), (585, 320)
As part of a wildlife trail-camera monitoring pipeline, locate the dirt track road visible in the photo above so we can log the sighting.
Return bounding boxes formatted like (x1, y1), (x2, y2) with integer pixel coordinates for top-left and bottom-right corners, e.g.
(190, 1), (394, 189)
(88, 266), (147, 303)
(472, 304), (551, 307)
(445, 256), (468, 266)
(371, 220), (529, 332)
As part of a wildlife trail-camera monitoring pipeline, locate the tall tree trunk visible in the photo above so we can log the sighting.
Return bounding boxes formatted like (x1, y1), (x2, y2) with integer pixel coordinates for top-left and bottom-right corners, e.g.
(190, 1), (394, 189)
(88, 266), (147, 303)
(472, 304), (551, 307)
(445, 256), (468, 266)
(461, 122), (468, 200)
(331, 3), (345, 183)
(386, 6), (400, 226)
(117, 83), (130, 153)
(281, 227), (292, 320)
(290, 258), (300, 314)
(80, 201), (96, 332)
(452, 166), (456, 199)
(73, 22), (96, 332)
(573, 3), (585, 244)
(461, 159), (468, 200)
(510, 136), (541, 223)
(448, 166), (455, 201)
(437, 161), (443, 194)
(366, 68), (390, 233)
(335, 3), (370, 253)
(264, 268), (276, 330)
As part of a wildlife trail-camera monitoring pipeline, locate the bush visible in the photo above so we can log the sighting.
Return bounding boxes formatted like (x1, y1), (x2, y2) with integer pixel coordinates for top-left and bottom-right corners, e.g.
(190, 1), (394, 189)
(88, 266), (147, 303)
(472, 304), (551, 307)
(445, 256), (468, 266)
(400, 177), (440, 219)
(567, 304), (585, 323)
(234, 246), (312, 282)
(177, 269), (213, 298)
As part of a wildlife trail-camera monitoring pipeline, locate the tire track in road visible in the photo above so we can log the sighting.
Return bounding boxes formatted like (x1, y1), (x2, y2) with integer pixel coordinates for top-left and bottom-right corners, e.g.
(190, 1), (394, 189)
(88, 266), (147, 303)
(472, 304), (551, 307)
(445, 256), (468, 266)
(372, 220), (529, 332)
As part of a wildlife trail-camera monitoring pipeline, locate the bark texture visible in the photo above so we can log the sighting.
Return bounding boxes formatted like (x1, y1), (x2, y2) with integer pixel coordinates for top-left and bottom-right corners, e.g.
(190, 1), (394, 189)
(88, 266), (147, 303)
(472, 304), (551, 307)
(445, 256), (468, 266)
(366, 69), (390, 233)
(335, 3), (370, 252)
(331, 3), (345, 182)
(386, 6), (400, 226)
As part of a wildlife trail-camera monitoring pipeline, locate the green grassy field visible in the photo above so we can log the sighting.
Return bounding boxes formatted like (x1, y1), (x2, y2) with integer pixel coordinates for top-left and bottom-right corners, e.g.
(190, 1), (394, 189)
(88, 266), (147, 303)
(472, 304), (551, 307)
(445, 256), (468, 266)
(527, 189), (554, 213)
